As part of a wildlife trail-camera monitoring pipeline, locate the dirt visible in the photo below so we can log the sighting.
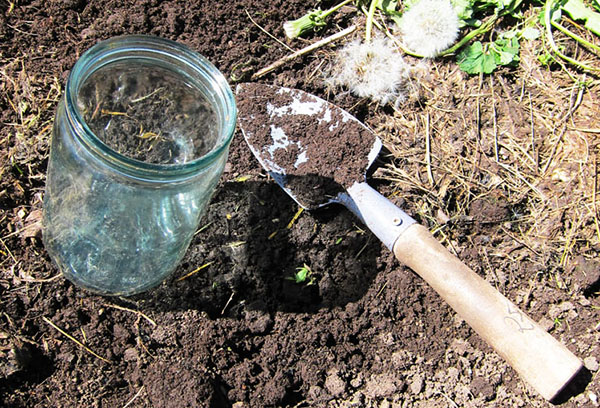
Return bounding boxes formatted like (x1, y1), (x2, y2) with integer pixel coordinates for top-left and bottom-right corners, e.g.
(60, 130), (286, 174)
(80, 61), (219, 165)
(1, 1), (599, 408)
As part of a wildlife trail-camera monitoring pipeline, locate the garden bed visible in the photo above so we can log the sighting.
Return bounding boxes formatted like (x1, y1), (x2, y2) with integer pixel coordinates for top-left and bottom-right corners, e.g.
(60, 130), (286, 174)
(1, 0), (599, 407)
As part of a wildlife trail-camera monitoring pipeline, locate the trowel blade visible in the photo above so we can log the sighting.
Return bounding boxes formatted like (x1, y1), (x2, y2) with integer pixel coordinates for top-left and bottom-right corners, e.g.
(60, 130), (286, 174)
(236, 83), (381, 209)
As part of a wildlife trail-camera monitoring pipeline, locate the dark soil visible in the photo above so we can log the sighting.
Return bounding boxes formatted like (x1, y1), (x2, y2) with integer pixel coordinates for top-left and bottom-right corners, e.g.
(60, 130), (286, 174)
(81, 60), (219, 165)
(1, 1), (598, 407)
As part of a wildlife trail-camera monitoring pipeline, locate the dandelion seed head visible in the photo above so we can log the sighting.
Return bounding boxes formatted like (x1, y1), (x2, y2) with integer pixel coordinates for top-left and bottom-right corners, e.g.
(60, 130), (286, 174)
(324, 37), (411, 106)
(283, 21), (299, 39)
(399, 0), (460, 58)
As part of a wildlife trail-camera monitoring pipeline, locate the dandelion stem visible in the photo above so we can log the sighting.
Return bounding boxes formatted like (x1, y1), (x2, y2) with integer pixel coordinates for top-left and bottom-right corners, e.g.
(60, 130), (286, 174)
(322, 0), (354, 20)
(441, 0), (523, 57)
(365, 0), (378, 43)
(439, 14), (499, 56)
(543, 0), (600, 71)
(551, 20), (600, 53)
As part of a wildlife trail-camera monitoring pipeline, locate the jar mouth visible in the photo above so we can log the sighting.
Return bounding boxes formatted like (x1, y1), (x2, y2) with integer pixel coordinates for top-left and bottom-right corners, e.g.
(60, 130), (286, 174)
(65, 35), (237, 180)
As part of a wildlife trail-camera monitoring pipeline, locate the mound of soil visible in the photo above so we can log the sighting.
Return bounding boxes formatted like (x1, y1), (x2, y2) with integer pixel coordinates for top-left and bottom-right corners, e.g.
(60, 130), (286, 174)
(1, 1), (598, 407)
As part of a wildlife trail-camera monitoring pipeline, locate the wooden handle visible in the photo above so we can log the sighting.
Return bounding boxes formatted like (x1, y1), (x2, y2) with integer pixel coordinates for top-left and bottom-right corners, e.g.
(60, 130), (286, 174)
(393, 224), (582, 401)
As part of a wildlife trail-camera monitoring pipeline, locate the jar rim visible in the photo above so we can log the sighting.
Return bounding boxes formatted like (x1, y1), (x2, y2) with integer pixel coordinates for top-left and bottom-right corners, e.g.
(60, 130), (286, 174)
(64, 35), (237, 180)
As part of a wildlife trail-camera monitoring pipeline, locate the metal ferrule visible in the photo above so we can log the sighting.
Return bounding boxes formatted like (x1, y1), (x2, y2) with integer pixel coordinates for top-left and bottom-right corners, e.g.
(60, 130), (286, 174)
(339, 182), (416, 250)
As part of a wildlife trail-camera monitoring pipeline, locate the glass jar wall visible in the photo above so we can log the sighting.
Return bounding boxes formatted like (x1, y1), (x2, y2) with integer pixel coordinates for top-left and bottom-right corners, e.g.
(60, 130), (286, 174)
(43, 36), (236, 295)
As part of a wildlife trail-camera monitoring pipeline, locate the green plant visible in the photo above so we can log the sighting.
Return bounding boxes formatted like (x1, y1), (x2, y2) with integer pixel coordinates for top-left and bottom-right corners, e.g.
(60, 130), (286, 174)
(287, 264), (316, 285)
(541, 0), (600, 71)
(283, 0), (599, 77)
(283, 0), (355, 39)
(446, 0), (531, 73)
(457, 32), (522, 73)
(284, 0), (402, 40)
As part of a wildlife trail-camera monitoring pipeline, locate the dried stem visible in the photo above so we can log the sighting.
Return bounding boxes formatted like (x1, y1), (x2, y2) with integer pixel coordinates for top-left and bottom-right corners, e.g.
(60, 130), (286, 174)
(252, 25), (357, 79)
(103, 303), (157, 326)
(42, 316), (111, 364)
(245, 9), (295, 53)
(123, 386), (145, 408)
(425, 112), (435, 186)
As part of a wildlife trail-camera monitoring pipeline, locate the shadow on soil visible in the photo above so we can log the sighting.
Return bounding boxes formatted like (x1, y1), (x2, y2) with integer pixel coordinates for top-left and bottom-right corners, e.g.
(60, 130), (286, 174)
(551, 367), (593, 405)
(134, 179), (382, 318)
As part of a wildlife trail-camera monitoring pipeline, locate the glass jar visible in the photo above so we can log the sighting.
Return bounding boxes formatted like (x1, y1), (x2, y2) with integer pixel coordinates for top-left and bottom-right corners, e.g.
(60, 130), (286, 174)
(42, 36), (236, 296)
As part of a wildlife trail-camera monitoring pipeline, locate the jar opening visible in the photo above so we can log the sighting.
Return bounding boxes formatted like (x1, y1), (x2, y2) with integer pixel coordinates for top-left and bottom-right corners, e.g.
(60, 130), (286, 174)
(65, 36), (236, 179)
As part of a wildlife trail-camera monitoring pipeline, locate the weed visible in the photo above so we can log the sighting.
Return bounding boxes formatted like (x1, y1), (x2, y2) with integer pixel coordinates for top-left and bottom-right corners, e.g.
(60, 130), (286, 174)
(286, 264), (316, 285)
(399, 0), (460, 57)
(283, 0), (599, 77)
(324, 36), (413, 106)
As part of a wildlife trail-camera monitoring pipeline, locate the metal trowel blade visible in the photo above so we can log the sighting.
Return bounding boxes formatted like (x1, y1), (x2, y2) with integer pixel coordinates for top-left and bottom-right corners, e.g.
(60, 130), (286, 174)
(236, 83), (381, 209)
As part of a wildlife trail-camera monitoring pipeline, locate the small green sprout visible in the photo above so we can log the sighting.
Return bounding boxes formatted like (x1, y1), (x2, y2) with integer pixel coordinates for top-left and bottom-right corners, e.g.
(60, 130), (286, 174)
(287, 264), (316, 285)
(234, 174), (252, 182)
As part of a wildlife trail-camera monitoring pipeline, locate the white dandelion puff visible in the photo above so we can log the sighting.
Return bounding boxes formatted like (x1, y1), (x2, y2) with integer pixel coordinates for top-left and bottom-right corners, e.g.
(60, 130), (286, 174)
(324, 37), (411, 107)
(399, 0), (460, 58)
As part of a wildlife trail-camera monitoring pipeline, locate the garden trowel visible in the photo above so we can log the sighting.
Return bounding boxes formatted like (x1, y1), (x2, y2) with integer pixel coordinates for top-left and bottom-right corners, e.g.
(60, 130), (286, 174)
(236, 83), (583, 402)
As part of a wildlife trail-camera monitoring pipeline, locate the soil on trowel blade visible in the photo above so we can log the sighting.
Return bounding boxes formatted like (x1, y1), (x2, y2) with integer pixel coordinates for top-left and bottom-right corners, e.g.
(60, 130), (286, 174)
(237, 83), (374, 207)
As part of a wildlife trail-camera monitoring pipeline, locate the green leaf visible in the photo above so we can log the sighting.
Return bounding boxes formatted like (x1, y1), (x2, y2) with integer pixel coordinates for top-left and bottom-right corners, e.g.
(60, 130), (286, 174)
(403, 0), (420, 9)
(377, 0), (403, 24)
(561, 0), (600, 36)
(500, 29), (519, 39)
(521, 26), (541, 40)
(295, 267), (309, 283)
(457, 41), (498, 74)
(495, 0), (514, 10)
(287, 264), (314, 285)
(452, 0), (480, 26)
(492, 36), (520, 65)
(538, 51), (554, 65)
(376, 0), (399, 13)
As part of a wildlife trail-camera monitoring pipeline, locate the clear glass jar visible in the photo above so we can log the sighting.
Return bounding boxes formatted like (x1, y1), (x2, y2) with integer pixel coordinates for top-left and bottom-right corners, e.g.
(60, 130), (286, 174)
(42, 36), (236, 295)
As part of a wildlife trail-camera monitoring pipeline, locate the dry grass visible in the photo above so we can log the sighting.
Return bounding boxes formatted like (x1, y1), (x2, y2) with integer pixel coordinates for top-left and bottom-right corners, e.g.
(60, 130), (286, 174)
(372, 32), (600, 290)
(0, 56), (61, 167)
(0, 55), (62, 298)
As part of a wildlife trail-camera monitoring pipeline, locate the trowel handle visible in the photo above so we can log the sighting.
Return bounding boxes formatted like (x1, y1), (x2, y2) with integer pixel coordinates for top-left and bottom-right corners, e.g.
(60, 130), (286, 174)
(393, 224), (582, 401)
(345, 182), (582, 401)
